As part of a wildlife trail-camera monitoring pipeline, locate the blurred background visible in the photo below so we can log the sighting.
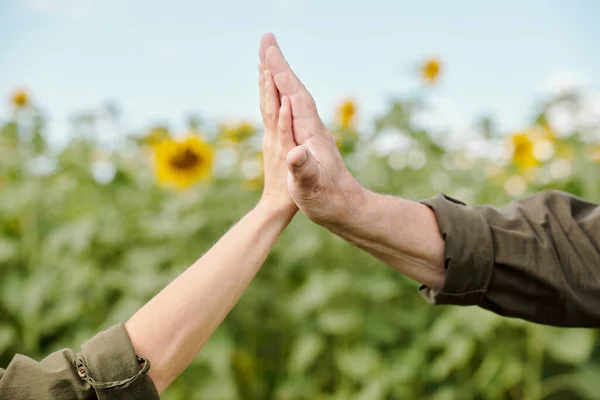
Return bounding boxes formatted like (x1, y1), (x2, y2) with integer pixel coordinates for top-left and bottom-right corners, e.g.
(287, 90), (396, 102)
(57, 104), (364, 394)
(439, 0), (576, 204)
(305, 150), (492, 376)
(1, 0), (600, 399)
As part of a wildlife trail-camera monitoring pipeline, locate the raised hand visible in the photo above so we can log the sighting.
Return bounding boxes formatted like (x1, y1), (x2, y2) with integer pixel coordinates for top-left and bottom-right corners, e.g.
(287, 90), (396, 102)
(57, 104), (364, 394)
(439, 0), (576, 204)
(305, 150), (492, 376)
(259, 62), (298, 216)
(257, 33), (446, 291)
(259, 33), (365, 226)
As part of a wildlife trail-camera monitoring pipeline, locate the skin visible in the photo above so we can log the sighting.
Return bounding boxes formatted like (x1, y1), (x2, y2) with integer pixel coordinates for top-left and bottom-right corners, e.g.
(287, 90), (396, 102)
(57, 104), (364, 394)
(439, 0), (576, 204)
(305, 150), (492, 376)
(258, 33), (447, 289)
(124, 33), (446, 394)
(125, 67), (296, 394)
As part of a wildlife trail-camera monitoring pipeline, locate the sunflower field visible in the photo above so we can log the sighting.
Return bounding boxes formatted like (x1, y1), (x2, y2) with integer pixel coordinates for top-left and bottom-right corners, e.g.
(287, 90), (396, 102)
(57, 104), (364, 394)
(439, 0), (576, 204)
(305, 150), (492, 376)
(1, 61), (600, 400)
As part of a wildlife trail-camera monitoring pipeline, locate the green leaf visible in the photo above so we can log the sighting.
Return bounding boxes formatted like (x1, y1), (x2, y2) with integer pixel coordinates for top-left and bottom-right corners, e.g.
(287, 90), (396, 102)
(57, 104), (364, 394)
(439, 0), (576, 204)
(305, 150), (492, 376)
(573, 364), (600, 399)
(544, 327), (595, 365)
(288, 270), (351, 317)
(430, 386), (457, 400)
(335, 346), (382, 380)
(317, 308), (362, 335)
(287, 333), (325, 374)
(0, 236), (18, 263)
(355, 379), (387, 400)
(0, 325), (16, 353)
(430, 335), (476, 380)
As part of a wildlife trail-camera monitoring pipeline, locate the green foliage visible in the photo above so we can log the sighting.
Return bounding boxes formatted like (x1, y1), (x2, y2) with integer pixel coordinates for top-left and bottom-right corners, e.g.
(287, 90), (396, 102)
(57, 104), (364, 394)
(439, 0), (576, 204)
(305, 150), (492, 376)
(1, 90), (599, 400)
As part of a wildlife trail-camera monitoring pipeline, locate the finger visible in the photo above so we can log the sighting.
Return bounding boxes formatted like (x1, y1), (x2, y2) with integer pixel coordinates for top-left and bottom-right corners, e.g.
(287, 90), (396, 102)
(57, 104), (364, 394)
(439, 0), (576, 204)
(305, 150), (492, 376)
(264, 45), (323, 140)
(286, 146), (320, 187)
(278, 96), (296, 147)
(262, 69), (280, 131)
(259, 32), (279, 64)
(258, 64), (266, 114)
(265, 45), (304, 97)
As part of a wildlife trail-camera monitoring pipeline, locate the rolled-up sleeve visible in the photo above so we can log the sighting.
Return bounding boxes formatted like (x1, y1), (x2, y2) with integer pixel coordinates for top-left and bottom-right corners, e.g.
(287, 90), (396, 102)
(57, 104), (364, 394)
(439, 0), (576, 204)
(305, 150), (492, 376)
(420, 190), (600, 328)
(0, 323), (159, 399)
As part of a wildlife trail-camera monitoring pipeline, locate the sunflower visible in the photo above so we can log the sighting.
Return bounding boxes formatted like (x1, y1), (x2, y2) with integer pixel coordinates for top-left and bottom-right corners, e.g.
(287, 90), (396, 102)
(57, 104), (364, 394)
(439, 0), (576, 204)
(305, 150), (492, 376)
(11, 89), (29, 107)
(510, 132), (538, 171)
(153, 136), (214, 189)
(422, 58), (442, 85)
(220, 121), (256, 143)
(337, 99), (356, 130)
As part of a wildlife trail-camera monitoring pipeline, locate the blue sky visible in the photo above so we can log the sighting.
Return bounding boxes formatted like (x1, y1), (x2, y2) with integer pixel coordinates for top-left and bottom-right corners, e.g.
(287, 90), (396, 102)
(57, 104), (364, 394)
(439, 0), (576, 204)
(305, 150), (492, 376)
(1, 0), (599, 146)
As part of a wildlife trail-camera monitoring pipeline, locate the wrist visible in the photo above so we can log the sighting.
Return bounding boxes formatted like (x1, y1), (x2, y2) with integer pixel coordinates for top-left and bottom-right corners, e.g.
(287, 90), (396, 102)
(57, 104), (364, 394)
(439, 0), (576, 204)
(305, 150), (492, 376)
(322, 178), (370, 230)
(255, 197), (297, 223)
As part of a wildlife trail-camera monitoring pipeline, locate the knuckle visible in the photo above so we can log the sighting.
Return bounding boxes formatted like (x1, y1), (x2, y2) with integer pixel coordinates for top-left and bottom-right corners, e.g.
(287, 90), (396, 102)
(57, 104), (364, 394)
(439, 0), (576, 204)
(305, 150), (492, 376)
(262, 110), (275, 123)
(263, 107), (277, 126)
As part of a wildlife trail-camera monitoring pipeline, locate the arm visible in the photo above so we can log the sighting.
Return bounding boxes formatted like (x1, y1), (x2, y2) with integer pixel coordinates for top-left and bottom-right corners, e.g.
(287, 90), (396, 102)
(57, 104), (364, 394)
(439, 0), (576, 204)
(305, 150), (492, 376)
(125, 66), (297, 393)
(260, 33), (445, 289)
(260, 33), (600, 328)
(422, 190), (600, 327)
(329, 188), (600, 327)
(0, 324), (157, 399)
(0, 203), (292, 399)
(0, 64), (297, 399)
(322, 188), (446, 289)
(125, 201), (294, 393)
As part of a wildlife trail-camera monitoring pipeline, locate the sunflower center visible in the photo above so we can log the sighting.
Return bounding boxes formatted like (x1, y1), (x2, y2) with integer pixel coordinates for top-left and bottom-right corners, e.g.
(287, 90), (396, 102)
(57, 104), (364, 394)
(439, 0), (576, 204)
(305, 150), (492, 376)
(170, 148), (202, 170)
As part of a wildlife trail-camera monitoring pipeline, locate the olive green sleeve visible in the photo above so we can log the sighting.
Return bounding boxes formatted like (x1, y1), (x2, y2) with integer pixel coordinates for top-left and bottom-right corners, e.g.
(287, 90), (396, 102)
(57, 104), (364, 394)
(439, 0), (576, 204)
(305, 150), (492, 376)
(420, 190), (600, 327)
(0, 323), (159, 399)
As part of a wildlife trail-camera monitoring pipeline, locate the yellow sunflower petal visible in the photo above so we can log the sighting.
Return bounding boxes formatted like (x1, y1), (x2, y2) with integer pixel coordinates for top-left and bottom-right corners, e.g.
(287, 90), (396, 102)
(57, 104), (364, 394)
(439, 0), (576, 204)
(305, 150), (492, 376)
(337, 99), (356, 130)
(153, 136), (214, 189)
(11, 89), (29, 108)
(511, 132), (539, 171)
(220, 121), (256, 143)
(422, 58), (442, 85)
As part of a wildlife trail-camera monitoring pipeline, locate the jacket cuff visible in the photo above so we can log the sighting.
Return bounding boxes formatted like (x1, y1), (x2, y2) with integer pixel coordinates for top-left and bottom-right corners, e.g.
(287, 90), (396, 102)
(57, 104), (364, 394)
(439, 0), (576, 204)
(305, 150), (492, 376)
(76, 323), (159, 400)
(419, 193), (494, 306)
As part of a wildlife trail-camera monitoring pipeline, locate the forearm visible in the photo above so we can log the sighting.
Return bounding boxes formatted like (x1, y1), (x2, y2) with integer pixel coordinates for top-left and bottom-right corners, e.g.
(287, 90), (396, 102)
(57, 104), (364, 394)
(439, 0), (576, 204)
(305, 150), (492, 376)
(325, 188), (445, 289)
(125, 201), (295, 393)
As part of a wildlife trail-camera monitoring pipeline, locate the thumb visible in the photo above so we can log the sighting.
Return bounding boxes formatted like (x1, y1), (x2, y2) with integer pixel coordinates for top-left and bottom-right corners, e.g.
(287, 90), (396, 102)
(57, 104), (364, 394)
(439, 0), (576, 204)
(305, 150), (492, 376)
(286, 145), (320, 188)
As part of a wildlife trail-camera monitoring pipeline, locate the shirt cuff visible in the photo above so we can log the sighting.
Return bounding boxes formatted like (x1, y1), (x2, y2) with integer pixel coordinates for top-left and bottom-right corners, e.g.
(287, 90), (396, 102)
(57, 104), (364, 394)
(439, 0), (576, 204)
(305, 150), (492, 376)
(75, 322), (159, 400)
(419, 193), (494, 306)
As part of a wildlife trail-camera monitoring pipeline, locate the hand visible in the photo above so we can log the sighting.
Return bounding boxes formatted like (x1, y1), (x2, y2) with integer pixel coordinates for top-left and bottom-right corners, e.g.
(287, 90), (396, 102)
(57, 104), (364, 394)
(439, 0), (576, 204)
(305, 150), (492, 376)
(258, 34), (446, 290)
(259, 33), (365, 226)
(259, 63), (298, 216)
